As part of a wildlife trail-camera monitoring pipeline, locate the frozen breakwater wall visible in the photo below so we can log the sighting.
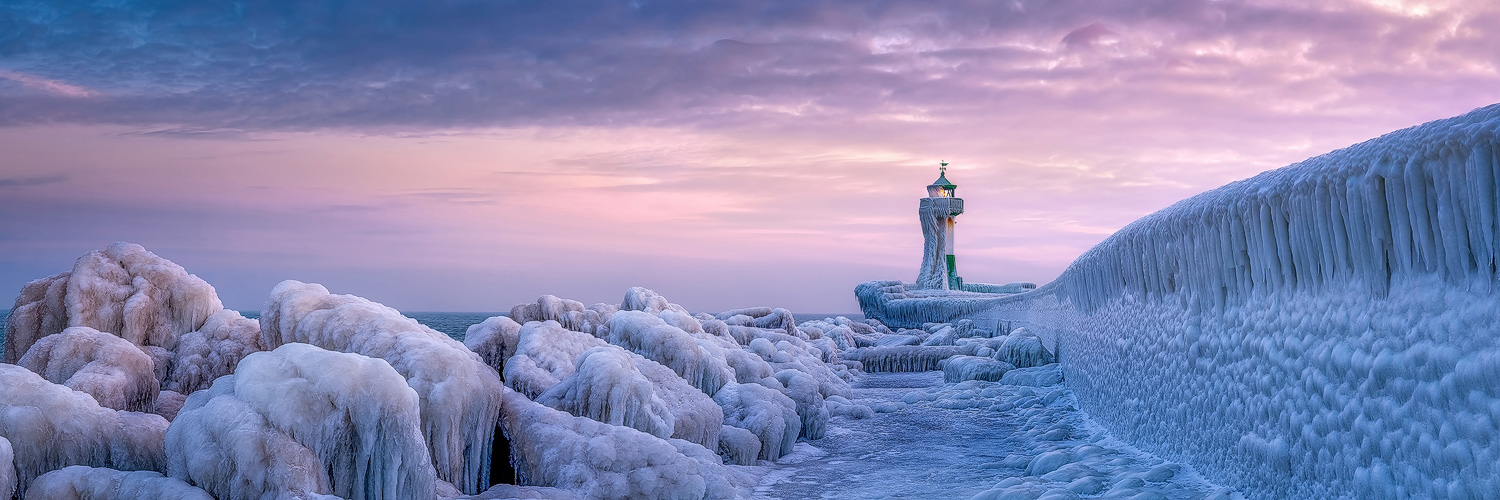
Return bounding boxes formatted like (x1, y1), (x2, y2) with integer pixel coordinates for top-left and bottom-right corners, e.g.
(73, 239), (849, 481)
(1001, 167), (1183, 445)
(968, 104), (1500, 498)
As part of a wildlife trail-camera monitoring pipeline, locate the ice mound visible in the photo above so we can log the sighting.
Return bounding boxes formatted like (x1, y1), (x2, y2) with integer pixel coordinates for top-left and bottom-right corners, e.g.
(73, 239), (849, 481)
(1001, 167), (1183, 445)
(167, 343), (434, 500)
(502, 320), (723, 451)
(16, 326), (159, 412)
(164, 309), (263, 395)
(4, 242), (223, 363)
(0, 364), (167, 497)
(964, 104), (1500, 497)
(27, 466), (214, 500)
(538, 347), (676, 440)
(260, 280), (501, 495)
(463, 315), (522, 373)
(510, 295), (615, 336)
(995, 330), (1054, 369)
(605, 311), (734, 396)
(941, 355), (1014, 383)
(499, 388), (738, 500)
(713, 382), (799, 461)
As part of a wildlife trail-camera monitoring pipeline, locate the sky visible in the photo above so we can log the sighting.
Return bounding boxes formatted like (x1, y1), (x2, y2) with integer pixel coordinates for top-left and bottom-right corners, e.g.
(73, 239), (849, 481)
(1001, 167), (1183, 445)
(2, 0), (1499, 313)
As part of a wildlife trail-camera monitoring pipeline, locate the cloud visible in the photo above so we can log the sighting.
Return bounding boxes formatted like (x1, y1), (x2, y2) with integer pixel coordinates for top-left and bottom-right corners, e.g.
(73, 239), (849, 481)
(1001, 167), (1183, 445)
(0, 70), (97, 98)
(0, 173), (68, 188)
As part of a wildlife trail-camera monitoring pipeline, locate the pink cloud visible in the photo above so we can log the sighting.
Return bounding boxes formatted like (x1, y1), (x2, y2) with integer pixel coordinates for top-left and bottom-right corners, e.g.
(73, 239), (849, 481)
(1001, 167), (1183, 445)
(0, 70), (98, 98)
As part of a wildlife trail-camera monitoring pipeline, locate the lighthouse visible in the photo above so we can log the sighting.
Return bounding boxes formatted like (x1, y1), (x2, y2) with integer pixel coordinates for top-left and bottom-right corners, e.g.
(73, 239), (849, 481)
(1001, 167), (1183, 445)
(917, 162), (964, 290)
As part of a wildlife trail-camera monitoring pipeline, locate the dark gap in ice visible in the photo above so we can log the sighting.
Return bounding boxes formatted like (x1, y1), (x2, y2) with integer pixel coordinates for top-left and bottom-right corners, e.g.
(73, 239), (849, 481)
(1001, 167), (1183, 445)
(490, 423), (516, 486)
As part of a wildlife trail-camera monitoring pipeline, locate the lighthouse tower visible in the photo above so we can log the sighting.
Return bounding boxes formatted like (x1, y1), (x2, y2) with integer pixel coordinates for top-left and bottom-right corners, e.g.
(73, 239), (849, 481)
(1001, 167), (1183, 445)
(917, 162), (965, 290)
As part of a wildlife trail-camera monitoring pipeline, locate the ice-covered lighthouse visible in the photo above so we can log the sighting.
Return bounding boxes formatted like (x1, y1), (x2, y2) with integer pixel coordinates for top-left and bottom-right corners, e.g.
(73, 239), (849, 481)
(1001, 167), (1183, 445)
(917, 162), (964, 290)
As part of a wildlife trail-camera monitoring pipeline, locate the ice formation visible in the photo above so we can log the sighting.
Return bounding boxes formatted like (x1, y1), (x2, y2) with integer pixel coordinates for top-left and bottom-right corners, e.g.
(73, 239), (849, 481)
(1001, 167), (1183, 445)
(605, 311), (734, 396)
(0, 364), (167, 497)
(940, 355), (1014, 383)
(3, 242), (223, 363)
(462, 315), (522, 373)
(713, 382), (800, 461)
(260, 280), (501, 495)
(885, 104), (1500, 498)
(165, 309), (263, 395)
(26, 466), (214, 500)
(16, 326), (160, 412)
(499, 388), (739, 500)
(501, 320), (723, 451)
(842, 345), (976, 372)
(1, 436), (14, 500)
(167, 343), (434, 500)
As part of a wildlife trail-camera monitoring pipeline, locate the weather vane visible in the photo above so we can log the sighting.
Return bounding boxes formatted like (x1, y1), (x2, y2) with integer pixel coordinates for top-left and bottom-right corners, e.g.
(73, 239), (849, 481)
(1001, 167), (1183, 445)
(940, 161), (948, 173)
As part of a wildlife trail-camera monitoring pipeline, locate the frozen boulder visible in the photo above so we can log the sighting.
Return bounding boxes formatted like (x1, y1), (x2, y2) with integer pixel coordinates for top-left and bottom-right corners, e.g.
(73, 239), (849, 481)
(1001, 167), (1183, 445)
(26, 466), (214, 500)
(997, 330), (1055, 368)
(510, 295), (612, 335)
(500, 388), (737, 500)
(606, 311), (734, 396)
(506, 321), (723, 450)
(537, 347), (676, 440)
(713, 382), (800, 461)
(4, 242), (223, 364)
(166, 343), (434, 500)
(620, 287), (688, 315)
(0, 364), (167, 497)
(842, 345), (975, 372)
(16, 326), (159, 412)
(260, 280), (502, 495)
(164, 310), (263, 395)
(1001, 364), (1064, 387)
(1, 436), (14, 500)
(942, 356), (1016, 383)
(463, 315), (522, 373)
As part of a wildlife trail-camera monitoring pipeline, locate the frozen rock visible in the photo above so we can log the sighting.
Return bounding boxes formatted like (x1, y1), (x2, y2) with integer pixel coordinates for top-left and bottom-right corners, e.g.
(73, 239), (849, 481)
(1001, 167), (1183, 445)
(510, 295), (612, 335)
(166, 343), (434, 500)
(500, 388), (736, 500)
(260, 280), (502, 495)
(506, 321), (723, 451)
(942, 355), (1016, 383)
(537, 347), (676, 440)
(16, 326), (159, 412)
(0, 364), (167, 497)
(620, 287), (687, 315)
(713, 382), (799, 461)
(606, 311), (734, 396)
(4, 242), (222, 363)
(997, 331), (1055, 369)
(26, 466), (214, 500)
(164, 309), (263, 395)
(1000, 364), (1064, 387)
(1, 436), (14, 500)
(463, 315), (522, 373)
(716, 425), (761, 466)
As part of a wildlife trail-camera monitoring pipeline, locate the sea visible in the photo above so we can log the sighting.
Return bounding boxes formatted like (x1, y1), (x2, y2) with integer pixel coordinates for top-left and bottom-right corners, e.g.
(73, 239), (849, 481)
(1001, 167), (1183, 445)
(0, 310), (861, 349)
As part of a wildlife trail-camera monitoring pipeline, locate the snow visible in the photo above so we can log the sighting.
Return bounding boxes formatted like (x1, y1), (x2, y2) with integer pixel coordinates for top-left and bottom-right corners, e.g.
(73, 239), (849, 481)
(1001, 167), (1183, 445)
(499, 387), (742, 500)
(0, 364), (168, 498)
(167, 343), (434, 500)
(260, 280), (502, 495)
(27, 466), (214, 500)
(16, 326), (160, 412)
(4, 242), (223, 363)
(911, 103), (1500, 498)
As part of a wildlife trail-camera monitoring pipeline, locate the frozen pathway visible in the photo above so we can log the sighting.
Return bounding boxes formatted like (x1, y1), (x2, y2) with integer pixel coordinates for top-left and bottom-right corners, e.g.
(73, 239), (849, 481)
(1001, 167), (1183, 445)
(750, 370), (1239, 500)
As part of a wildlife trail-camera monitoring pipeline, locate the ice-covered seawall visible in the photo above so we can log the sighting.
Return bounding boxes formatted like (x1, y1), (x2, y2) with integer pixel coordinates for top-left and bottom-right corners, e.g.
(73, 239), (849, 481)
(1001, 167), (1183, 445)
(982, 104), (1500, 499)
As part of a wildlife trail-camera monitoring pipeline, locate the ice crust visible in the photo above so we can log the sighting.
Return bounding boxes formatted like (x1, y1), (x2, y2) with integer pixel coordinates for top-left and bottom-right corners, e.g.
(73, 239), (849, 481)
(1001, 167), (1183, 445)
(260, 280), (502, 495)
(27, 465), (214, 500)
(17, 327), (160, 412)
(4, 242), (223, 363)
(0, 364), (167, 497)
(1, 436), (14, 500)
(166, 343), (434, 500)
(166, 310), (263, 395)
(887, 104), (1500, 498)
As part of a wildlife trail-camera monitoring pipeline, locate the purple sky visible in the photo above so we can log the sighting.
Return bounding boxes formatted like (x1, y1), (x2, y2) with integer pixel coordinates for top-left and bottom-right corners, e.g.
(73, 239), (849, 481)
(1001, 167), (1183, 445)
(3, 0), (1499, 313)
